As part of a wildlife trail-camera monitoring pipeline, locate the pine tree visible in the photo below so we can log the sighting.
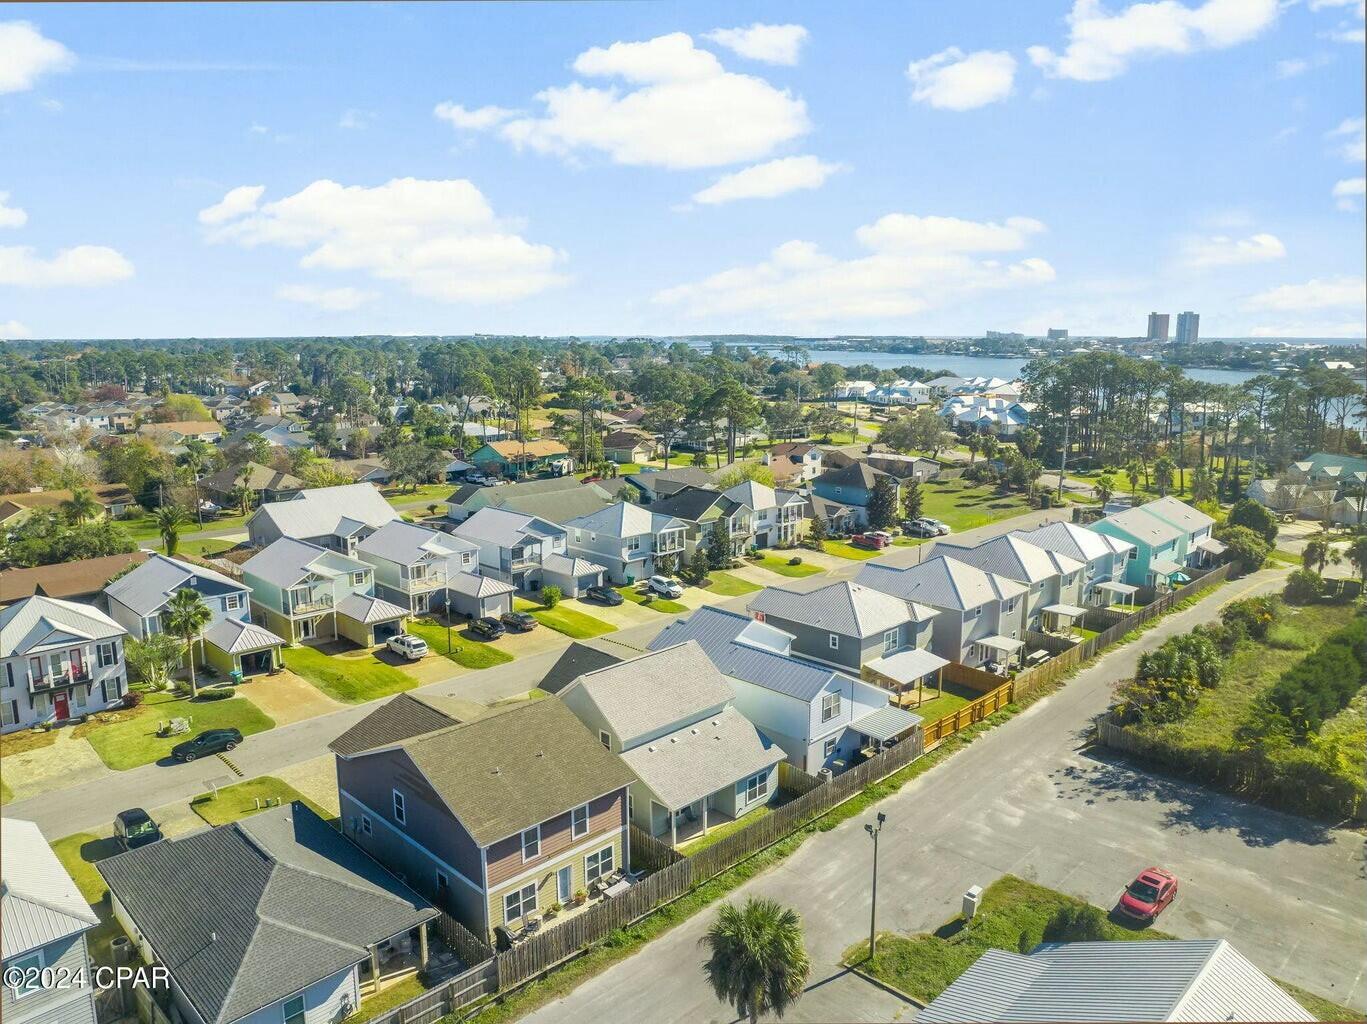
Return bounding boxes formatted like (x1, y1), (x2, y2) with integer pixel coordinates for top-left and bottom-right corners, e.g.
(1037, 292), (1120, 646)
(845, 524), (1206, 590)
(901, 479), (923, 523)
(807, 514), (827, 547)
(707, 518), (731, 570)
(867, 475), (897, 531)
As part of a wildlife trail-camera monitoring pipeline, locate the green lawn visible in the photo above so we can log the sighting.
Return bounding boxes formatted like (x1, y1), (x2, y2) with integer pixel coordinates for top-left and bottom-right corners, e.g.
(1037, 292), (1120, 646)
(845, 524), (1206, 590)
(917, 478), (1035, 532)
(407, 617), (516, 669)
(514, 598), (617, 639)
(382, 483), (456, 507)
(892, 536), (930, 548)
(823, 540), (883, 560)
(902, 682), (982, 723)
(123, 510), (252, 543)
(191, 775), (329, 826)
(283, 645), (417, 702)
(616, 585), (687, 614)
(77, 690), (275, 770)
(752, 553), (823, 578)
(677, 805), (772, 854)
(704, 571), (762, 596)
(51, 832), (122, 904)
(180, 537), (237, 558)
(344, 976), (427, 1024)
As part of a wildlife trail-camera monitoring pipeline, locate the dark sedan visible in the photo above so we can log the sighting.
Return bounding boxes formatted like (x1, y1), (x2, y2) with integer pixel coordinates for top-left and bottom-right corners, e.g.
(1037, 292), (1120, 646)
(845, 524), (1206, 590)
(585, 584), (624, 606)
(501, 610), (538, 632)
(170, 728), (243, 763)
(471, 616), (507, 639)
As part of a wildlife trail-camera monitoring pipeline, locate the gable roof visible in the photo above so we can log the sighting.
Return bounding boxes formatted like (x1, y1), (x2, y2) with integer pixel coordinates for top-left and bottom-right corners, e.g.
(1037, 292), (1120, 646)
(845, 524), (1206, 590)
(357, 520), (473, 565)
(445, 475), (588, 508)
(335, 593), (409, 625)
(493, 486), (617, 523)
(857, 555), (1027, 611)
(250, 484), (398, 541)
(815, 460), (893, 493)
(541, 553), (606, 578)
(0, 595), (125, 658)
(453, 507), (563, 548)
(481, 439), (569, 459)
(936, 535), (1085, 584)
(104, 553), (245, 616)
(721, 480), (778, 511)
(0, 483), (135, 511)
(241, 537), (368, 589)
(648, 485), (728, 522)
(0, 551), (148, 604)
(200, 462), (304, 495)
(626, 466), (714, 496)
(1139, 496), (1216, 534)
(1, 818), (99, 960)
(565, 501), (684, 537)
(562, 641), (736, 743)
(330, 692), (465, 756)
(202, 617), (286, 655)
(1010, 521), (1133, 563)
(1096, 505), (1186, 547)
(748, 580), (937, 638)
(538, 642), (626, 696)
(98, 804), (435, 1024)
(389, 698), (637, 846)
(445, 571), (516, 599)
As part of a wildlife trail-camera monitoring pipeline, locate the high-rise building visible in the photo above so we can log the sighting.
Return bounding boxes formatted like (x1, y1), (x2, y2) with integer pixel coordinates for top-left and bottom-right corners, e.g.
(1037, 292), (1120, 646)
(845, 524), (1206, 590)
(1176, 311), (1199, 344)
(1146, 312), (1170, 343)
(1047, 328), (1069, 341)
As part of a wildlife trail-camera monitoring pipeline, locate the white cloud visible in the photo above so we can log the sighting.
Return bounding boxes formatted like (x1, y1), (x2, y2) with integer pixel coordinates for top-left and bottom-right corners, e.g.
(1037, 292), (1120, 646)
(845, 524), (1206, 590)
(0, 21), (74, 94)
(249, 123), (270, 134)
(0, 192), (27, 229)
(1179, 232), (1286, 268)
(1328, 117), (1366, 162)
(0, 245), (134, 287)
(338, 109), (374, 130)
(906, 48), (1017, 110)
(450, 33), (809, 170)
(1333, 176), (1366, 210)
(1275, 58), (1308, 78)
(653, 211), (1054, 327)
(276, 284), (377, 311)
(0, 319), (32, 340)
(201, 177), (566, 304)
(690, 156), (843, 205)
(1028, 0), (1278, 82)
(1250, 319), (1366, 337)
(1244, 275), (1365, 311)
(703, 24), (809, 65)
(198, 184), (266, 225)
(433, 102), (520, 130)
(1311, 0), (1366, 43)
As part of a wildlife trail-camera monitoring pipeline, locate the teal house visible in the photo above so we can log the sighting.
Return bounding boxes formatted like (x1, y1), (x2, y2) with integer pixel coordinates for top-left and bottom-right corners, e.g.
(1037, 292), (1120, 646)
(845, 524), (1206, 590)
(1090, 505), (1188, 590)
(467, 440), (571, 477)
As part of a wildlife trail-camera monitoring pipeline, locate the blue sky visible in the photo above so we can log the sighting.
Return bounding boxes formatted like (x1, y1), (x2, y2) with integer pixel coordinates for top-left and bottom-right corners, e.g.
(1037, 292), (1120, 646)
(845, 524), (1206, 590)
(1, 0), (1364, 340)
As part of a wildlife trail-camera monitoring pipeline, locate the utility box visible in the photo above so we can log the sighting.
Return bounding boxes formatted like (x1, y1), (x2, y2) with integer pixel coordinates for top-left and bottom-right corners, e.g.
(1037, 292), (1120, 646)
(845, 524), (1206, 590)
(963, 885), (984, 920)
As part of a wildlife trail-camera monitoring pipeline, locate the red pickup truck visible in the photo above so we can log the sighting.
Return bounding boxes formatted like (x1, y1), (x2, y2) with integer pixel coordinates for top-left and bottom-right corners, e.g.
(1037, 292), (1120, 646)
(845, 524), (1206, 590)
(850, 532), (891, 550)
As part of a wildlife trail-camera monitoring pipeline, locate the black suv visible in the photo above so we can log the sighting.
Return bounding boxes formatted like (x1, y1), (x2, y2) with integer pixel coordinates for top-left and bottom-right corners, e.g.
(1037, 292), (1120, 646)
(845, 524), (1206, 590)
(584, 584), (624, 606)
(114, 808), (163, 850)
(471, 616), (507, 639)
(170, 728), (243, 762)
(501, 610), (538, 632)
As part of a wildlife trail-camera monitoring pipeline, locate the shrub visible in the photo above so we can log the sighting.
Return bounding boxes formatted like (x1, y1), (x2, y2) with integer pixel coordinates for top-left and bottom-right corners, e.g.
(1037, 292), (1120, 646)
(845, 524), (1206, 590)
(122, 690), (144, 709)
(541, 585), (562, 609)
(1113, 674), (1202, 725)
(1214, 524), (1270, 572)
(1227, 498), (1279, 545)
(195, 688), (233, 702)
(788, 556), (803, 566)
(1136, 631), (1224, 689)
(1283, 569), (1324, 604)
(1220, 595), (1280, 642)
(1042, 903), (1109, 943)
(1266, 618), (1367, 737)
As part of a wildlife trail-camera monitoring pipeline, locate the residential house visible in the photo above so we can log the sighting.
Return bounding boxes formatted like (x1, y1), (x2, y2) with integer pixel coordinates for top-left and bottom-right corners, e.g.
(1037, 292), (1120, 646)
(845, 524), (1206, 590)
(0, 485), (138, 526)
(1136, 496), (1221, 568)
(199, 462), (304, 508)
(1010, 521), (1136, 608)
(334, 458), (392, 484)
(100, 804), (437, 1024)
(1, 818), (101, 1024)
(941, 394), (1030, 436)
(0, 596), (128, 732)
(763, 442), (823, 486)
(226, 414), (312, 450)
(1090, 505), (1190, 590)
(444, 571), (517, 620)
(863, 452), (941, 483)
(246, 483), (399, 553)
(269, 392), (303, 416)
(451, 507), (571, 592)
(919, 940), (1312, 1024)
(624, 466), (715, 503)
(331, 696), (637, 944)
(137, 420), (225, 446)
(807, 494), (860, 535)
(1245, 477), (1339, 518)
(559, 642), (785, 846)
(202, 394), (244, 423)
(242, 538), (408, 647)
(1284, 451), (1367, 488)
(564, 501), (687, 585)
(0, 552), (148, 607)
(867, 379), (932, 407)
(721, 480), (806, 548)
(357, 520), (481, 615)
(811, 461), (899, 529)
(925, 374), (967, 396)
(936, 535), (1086, 634)
(856, 556), (1029, 671)
(602, 429), (658, 464)
(650, 606), (923, 773)
(831, 380), (878, 400)
(646, 486), (754, 558)
(444, 477), (614, 525)
(538, 642), (625, 695)
(467, 439), (571, 477)
(104, 554), (285, 679)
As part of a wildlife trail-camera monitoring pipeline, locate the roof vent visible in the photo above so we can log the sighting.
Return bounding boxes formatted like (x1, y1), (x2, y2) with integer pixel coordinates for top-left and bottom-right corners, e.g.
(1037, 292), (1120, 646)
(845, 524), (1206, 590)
(535, 750), (544, 758)
(490, 766), (502, 775)
(647, 745), (656, 752)
(690, 728), (698, 735)
(669, 736), (678, 743)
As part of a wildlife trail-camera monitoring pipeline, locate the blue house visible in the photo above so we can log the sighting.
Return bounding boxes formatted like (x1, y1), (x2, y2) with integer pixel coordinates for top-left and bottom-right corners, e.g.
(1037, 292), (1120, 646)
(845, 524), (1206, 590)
(811, 462), (898, 528)
(1090, 506), (1188, 590)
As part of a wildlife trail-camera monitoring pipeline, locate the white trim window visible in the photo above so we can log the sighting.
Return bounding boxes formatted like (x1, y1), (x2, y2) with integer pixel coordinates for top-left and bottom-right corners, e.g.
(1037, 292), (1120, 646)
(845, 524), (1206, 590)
(585, 845), (614, 883)
(351, 571), (368, 586)
(571, 804), (590, 839)
(598, 730), (611, 750)
(820, 692), (841, 723)
(521, 825), (541, 862)
(224, 593), (243, 611)
(503, 882), (537, 923)
(392, 789), (406, 826)
(283, 995), (305, 1024)
(883, 628), (899, 653)
(739, 769), (770, 807)
(98, 642), (118, 667)
(828, 633), (840, 650)
(7, 950), (43, 999)
(823, 737), (837, 758)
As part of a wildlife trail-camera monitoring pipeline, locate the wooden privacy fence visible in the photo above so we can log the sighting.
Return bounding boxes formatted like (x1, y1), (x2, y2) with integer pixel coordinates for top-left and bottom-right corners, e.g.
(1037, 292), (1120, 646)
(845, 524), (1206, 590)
(778, 760), (824, 796)
(433, 911), (495, 969)
(921, 680), (1013, 750)
(361, 960), (498, 1024)
(628, 823), (683, 873)
(941, 660), (1003, 693)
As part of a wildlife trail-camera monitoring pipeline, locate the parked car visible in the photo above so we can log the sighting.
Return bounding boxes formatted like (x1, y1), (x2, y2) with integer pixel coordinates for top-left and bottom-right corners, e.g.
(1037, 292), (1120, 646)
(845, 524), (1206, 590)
(470, 616), (507, 639)
(114, 808), (163, 850)
(921, 517), (951, 536)
(170, 728), (243, 763)
(648, 575), (684, 599)
(850, 533), (890, 550)
(385, 633), (429, 660)
(1116, 867), (1178, 923)
(585, 584), (624, 606)
(902, 519), (938, 538)
(501, 610), (538, 632)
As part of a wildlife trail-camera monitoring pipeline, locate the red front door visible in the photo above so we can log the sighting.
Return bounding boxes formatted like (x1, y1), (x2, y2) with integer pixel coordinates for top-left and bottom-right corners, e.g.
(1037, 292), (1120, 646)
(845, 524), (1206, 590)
(54, 692), (70, 721)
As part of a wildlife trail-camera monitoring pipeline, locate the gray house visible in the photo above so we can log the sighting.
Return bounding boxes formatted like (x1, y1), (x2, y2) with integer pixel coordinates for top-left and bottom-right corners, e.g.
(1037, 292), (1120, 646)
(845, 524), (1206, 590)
(1010, 521), (1136, 608)
(564, 501), (687, 585)
(356, 520), (481, 615)
(936, 534), (1086, 634)
(246, 483), (399, 553)
(451, 507), (572, 592)
(100, 804), (437, 1024)
(1, 818), (100, 1024)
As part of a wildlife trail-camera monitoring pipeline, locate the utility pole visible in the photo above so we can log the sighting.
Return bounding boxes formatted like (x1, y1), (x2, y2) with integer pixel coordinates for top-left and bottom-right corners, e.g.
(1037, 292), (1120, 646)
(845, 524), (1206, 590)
(865, 812), (886, 959)
(1057, 385), (1071, 505)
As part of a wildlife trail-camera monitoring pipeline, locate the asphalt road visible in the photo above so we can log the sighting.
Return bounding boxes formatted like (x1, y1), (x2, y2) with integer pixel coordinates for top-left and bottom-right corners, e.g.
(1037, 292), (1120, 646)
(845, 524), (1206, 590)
(521, 568), (1367, 1023)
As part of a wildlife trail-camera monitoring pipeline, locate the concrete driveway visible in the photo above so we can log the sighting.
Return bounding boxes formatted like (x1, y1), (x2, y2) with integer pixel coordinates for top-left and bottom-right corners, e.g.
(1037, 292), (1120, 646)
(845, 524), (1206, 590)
(522, 568), (1366, 1023)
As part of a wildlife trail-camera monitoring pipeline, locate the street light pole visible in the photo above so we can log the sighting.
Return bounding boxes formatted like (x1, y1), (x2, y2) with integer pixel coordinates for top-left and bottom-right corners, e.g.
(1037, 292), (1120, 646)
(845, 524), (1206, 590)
(864, 812), (886, 959)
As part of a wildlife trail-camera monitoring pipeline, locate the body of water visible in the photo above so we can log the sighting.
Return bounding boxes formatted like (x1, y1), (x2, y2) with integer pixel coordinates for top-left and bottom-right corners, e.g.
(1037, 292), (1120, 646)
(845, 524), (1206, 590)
(804, 350), (1263, 386)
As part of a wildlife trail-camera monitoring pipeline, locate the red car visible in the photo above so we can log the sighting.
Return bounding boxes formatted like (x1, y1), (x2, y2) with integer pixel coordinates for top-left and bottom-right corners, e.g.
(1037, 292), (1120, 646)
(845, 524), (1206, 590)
(850, 533), (890, 550)
(1116, 867), (1178, 923)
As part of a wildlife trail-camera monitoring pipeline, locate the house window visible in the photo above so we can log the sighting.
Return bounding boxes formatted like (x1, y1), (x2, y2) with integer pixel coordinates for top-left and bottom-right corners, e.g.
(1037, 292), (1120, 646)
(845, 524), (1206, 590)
(820, 692), (841, 723)
(521, 825), (540, 862)
(503, 883), (537, 923)
(828, 634), (840, 650)
(462, 553), (474, 566)
(626, 535), (641, 551)
(1127, 548), (1137, 561)
(224, 594), (243, 611)
(410, 564), (428, 581)
(436, 870), (450, 897)
(572, 804), (590, 839)
(8, 951), (44, 999)
(283, 996), (305, 1024)
(599, 730), (611, 750)
(352, 571), (367, 586)
(2, 700), (16, 728)
(586, 845), (614, 883)
(823, 737), (837, 758)
(4, 663), (13, 688)
(360, 815), (372, 836)
(1005, 599), (1018, 613)
(742, 770), (770, 805)
(883, 629), (899, 653)
(966, 606), (980, 620)
(392, 789), (406, 826)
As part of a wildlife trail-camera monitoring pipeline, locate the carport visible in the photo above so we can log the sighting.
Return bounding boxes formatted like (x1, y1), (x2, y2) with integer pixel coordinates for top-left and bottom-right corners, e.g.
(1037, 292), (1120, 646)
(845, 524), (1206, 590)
(203, 618), (286, 679)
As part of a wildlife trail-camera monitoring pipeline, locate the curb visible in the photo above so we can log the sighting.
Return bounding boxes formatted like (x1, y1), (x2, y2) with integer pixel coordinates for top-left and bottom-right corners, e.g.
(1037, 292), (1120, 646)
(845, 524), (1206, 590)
(845, 962), (927, 1008)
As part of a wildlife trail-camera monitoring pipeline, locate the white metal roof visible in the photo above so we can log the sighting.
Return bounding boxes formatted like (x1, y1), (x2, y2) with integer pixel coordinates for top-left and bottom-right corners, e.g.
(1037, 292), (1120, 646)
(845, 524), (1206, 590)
(203, 617), (286, 655)
(864, 647), (949, 685)
(0, 595), (125, 658)
(251, 483), (398, 540)
(853, 704), (923, 742)
(1, 818), (99, 959)
(978, 634), (1024, 653)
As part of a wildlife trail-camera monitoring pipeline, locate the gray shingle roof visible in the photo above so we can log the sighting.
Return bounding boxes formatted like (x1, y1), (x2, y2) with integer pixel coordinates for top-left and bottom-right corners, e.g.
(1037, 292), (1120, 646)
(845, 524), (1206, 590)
(0, 595), (125, 657)
(936, 535), (1084, 584)
(747, 580), (936, 638)
(620, 706), (784, 811)
(98, 804), (435, 1024)
(647, 486), (727, 523)
(329, 692), (464, 756)
(104, 553), (245, 616)
(856, 555), (1026, 611)
(1, 818), (99, 960)
(538, 642), (626, 696)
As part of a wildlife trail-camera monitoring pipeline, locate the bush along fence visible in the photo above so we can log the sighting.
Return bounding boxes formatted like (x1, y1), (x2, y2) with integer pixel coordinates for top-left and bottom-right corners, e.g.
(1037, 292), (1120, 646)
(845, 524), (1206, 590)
(358, 561), (1238, 1024)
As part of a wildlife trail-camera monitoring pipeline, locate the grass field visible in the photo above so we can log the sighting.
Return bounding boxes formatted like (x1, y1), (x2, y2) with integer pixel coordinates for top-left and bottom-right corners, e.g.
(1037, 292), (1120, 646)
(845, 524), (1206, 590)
(704, 571), (762, 596)
(407, 618), (517, 669)
(752, 553), (823, 577)
(191, 775), (329, 826)
(514, 598), (617, 638)
(76, 690), (275, 770)
(823, 540), (883, 560)
(677, 805), (772, 855)
(901, 681), (982, 723)
(917, 477), (1035, 532)
(51, 832), (121, 904)
(616, 585), (687, 614)
(179, 537), (238, 558)
(283, 644), (417, 702)
(382, 483), (456, 507)
(123, 510), (252, 543)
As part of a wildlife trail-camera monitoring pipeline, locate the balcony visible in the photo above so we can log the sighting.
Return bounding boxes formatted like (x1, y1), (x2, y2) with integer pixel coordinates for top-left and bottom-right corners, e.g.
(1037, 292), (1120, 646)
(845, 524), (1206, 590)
(29, 668), (89, 694)
(288, 592), (334, 615)
(401, 568), (447, 592)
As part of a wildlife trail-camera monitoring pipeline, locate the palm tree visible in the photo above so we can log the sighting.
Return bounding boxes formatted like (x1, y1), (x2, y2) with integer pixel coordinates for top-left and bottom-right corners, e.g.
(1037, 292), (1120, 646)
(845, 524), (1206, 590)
(154, 504), (190, 555)
(1125, 461), (1142, 506)
(165, 588), (212, 698)
(1094, 473), (1115, 507)
(980, 432), (999, 463)
(700, 898), (810, 1024)
(964, 433), (981, 464)
(60, 488), (101, 525)
(1153, 456), (1175, 497)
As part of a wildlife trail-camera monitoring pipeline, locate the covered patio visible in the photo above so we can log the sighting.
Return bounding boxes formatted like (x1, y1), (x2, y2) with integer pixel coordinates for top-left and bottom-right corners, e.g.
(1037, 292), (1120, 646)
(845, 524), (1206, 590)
(1041, 602), (1088, 638)
(864, 647), (950, 708)
(1149, 558), (1191, 591)
(1094, 580), (1138, 609)
(851, 704), (923, 759)
(973, 634), (1024, 674)
(1192, 536), (1228, 569)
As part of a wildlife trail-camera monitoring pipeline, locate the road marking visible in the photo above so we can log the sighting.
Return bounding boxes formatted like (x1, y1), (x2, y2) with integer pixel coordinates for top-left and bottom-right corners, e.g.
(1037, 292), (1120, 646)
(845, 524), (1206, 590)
(216, 753), (244, 777)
